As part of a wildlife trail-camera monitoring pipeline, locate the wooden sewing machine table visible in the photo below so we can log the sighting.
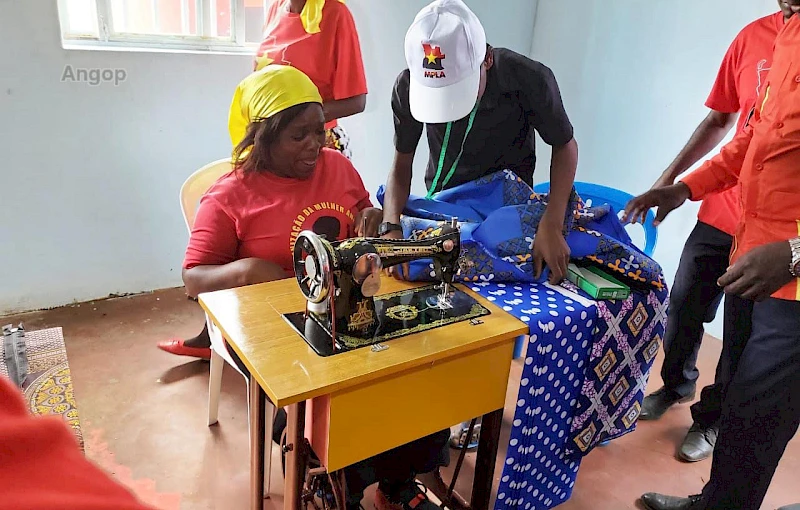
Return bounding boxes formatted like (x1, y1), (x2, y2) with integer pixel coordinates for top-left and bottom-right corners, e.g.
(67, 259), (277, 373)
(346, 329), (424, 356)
(199, 276), (527, 510)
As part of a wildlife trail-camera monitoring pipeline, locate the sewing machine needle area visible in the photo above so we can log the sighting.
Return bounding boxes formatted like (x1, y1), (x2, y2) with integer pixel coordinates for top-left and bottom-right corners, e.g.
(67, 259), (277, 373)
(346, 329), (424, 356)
(283, 284), (489, 357)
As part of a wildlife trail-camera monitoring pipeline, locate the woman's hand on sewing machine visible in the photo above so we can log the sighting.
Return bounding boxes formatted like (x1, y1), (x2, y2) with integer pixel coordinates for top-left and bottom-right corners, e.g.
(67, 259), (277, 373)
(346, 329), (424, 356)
(533, 219), (571, 284)
(355, 207), (383, 237)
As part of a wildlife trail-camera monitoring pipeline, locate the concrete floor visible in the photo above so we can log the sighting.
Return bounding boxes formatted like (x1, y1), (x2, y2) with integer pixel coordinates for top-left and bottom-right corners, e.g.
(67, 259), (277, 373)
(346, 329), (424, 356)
(4, 288), (799, 509)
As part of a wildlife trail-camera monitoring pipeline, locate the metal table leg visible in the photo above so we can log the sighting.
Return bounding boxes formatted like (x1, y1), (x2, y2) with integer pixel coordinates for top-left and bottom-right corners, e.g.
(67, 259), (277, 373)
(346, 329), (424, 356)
(419, 409), (503, 510)
(471, 409), (503, 510)
(329, 470), (348, 510)
(284, 402), (307, 510)
(249, 379), (267, 510)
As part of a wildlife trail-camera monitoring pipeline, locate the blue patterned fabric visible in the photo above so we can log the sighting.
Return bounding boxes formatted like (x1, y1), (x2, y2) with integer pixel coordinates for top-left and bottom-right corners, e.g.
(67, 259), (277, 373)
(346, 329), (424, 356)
(375, 170), (666, 292)
(468, 281), (593, 509)
(467, 281), (668, 510)
(564, 282), (668, 456)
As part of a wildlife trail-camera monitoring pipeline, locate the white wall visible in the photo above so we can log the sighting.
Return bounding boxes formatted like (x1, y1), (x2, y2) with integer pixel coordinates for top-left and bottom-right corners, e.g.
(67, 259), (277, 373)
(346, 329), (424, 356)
(530, 0), (779, 338)
(0, 0), (537, 314)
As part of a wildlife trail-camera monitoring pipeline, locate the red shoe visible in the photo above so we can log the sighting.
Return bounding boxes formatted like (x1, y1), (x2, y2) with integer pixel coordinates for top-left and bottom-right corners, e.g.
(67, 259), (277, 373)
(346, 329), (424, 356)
(375, 482), (440, 510)
(157, 338), (211, 360)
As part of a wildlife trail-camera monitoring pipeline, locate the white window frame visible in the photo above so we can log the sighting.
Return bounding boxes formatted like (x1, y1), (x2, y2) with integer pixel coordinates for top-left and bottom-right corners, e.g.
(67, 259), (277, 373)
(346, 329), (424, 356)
(57, 0), (268, 54)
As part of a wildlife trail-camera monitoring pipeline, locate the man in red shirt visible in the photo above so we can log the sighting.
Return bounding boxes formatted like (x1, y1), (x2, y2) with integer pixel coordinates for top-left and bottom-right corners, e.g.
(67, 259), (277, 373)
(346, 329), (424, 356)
(627, 3), (800, 507)
(638, 1), (794, 464)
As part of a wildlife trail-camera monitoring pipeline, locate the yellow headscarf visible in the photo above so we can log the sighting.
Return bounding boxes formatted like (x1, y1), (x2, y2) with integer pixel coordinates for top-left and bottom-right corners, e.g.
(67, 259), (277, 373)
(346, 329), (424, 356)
(228, 65), (323, 149)
(300, 0), (346, 34)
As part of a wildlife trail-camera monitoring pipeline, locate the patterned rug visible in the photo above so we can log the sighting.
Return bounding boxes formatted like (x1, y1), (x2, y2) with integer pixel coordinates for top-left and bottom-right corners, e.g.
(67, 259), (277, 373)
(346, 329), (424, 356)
(0, 327), (83, 450)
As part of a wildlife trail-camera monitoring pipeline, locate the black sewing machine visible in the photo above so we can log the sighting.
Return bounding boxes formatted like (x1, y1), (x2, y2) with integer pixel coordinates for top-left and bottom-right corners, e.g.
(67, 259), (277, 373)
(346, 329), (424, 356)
(283, 219), (491, 356)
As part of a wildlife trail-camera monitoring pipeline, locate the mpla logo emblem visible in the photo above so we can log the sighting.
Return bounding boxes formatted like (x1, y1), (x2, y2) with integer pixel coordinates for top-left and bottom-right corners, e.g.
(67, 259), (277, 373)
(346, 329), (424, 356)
(422, 43), (446, 78)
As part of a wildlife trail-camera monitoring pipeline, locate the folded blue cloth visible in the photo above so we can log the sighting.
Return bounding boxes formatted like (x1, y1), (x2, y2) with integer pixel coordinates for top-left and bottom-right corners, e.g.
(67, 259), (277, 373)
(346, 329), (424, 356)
(377, 170), (665, 291)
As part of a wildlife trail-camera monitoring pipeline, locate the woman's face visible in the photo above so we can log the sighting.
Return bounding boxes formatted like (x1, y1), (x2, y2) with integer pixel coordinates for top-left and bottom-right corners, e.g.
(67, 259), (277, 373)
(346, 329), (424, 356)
(270, 104), (326, 179)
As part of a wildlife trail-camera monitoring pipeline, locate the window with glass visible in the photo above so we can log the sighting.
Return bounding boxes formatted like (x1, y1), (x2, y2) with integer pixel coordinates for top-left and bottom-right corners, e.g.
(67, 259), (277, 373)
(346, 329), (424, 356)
(57, 0), (270, 52)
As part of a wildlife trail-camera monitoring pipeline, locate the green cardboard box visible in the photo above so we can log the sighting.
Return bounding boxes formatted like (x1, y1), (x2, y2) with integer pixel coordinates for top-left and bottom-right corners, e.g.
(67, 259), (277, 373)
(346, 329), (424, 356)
(567, 263), (631, 301)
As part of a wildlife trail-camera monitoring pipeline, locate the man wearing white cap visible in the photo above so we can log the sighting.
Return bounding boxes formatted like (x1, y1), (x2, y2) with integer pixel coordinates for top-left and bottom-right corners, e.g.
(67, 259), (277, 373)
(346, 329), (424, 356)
(380, 0), (579, 285)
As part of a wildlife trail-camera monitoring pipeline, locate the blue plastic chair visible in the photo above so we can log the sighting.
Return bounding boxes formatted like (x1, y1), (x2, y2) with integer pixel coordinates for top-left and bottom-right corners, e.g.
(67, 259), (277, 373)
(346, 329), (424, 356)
(533, 181), (658, 257)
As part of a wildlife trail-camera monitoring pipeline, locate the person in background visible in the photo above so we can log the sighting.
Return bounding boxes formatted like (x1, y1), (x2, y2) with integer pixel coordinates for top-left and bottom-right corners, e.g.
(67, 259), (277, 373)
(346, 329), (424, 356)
(255, 0), (367, 160)
(158, 0), (368, 360)
(638, 0), (794, 464)
(626, 3), (800, 508)
(166, 65), (446, 510)
(381, 0), (578, 449)
(0, 375), (157, 510)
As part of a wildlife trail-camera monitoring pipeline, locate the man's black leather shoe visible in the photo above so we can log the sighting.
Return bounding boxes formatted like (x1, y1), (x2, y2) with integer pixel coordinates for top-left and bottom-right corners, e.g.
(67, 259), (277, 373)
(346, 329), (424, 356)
(640, 386), (695, 420)
(640, 493), (703, 510)
(678, 422), (718, 462)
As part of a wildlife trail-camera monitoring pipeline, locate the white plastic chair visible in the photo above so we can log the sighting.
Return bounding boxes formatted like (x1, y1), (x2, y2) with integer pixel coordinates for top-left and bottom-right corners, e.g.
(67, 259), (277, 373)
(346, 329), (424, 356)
(179, 158), (274, 495)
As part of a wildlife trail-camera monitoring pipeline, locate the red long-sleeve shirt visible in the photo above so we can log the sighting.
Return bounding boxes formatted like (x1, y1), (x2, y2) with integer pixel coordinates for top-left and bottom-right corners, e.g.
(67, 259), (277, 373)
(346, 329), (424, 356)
(682, 14), (800, 301)
(697, 11), (783, 236)
(0, 376), (155, 510)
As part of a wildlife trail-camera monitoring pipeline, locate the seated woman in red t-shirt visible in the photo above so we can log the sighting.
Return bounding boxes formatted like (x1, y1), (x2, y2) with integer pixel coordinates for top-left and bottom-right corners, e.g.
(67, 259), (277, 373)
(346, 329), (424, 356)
(160, 0), (367, 365)
(160, 66), (447, 510)
(255, 0), (368, 159)
(182, 68), (377, 299)
(160, 66), (378, 356)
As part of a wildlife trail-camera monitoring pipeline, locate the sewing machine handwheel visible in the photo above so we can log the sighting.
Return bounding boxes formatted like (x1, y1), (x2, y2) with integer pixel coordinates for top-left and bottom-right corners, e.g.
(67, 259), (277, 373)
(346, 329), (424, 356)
(294, 231), (332, 304)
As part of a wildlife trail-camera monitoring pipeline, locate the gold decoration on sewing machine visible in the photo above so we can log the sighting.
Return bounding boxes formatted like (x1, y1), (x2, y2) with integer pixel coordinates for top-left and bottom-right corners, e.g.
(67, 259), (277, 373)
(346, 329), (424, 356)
(348, 300), (376, 332)
(375, 244), (443, 257)
(334, 297), (489, 350)
(385, 304), (420, 321)
(337, 238), (362, 251)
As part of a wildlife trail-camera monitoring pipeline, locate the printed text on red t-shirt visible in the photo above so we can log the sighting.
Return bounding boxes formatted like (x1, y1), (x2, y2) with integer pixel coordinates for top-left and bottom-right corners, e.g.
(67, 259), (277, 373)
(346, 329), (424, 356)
(289, 201), (356, 252)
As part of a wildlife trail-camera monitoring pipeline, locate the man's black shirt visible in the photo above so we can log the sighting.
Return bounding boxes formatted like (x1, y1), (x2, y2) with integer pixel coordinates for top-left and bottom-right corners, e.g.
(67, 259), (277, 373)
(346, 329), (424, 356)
(392, 47), (574, 192)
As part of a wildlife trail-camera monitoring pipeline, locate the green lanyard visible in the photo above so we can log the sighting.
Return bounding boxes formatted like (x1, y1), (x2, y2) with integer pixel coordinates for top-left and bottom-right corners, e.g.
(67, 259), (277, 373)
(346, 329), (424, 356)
(426, 102), (480, 199)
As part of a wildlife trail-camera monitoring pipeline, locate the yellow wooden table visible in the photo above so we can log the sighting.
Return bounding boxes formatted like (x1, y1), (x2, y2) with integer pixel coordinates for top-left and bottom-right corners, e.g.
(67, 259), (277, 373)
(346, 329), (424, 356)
(199, 276), (527, 510)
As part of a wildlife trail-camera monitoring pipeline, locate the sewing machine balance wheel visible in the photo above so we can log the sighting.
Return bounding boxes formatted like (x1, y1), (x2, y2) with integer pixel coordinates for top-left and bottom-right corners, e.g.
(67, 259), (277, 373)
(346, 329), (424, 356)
(294, 231), (333, 304)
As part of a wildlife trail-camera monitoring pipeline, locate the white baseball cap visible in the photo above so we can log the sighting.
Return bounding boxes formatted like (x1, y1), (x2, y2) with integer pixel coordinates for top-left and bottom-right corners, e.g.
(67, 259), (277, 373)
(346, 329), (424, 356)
(404, 0), (487, 124)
